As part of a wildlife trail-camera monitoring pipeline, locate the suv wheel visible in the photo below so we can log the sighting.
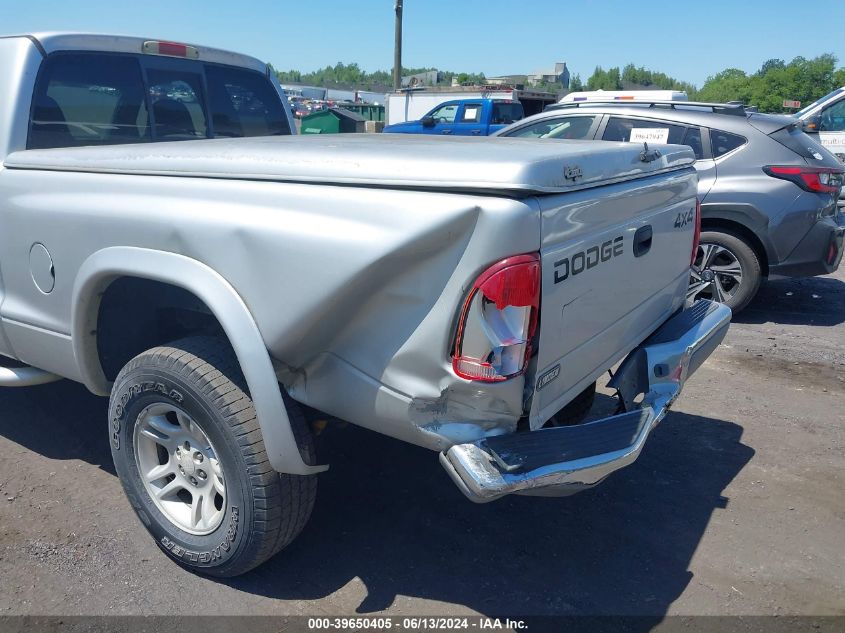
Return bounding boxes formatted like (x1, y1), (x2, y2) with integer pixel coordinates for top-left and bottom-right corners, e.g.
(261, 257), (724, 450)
(688, 230), (761, 313)
(108, 336), (317, 577)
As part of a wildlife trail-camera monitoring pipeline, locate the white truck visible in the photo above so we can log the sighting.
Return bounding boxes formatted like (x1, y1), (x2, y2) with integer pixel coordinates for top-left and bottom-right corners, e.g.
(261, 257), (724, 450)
(796, 87), (845, 161)
(0, 32), (730, 577)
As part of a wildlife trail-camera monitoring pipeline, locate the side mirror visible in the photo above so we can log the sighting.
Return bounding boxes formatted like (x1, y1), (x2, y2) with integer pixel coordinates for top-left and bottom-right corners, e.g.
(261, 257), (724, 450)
(802, 114), (821, 134)
(421, 116), (435, 128)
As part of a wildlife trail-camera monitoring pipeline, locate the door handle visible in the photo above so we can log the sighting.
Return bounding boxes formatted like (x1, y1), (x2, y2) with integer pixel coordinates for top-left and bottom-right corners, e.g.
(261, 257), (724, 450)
(633, 225), (653, 257)
(441, 130), (453, 135)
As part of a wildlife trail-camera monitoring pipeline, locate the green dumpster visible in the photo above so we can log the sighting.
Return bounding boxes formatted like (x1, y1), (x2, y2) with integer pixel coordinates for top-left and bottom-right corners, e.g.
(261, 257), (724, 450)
(300, 108), (366, 134)
(338, 103), (385, 122)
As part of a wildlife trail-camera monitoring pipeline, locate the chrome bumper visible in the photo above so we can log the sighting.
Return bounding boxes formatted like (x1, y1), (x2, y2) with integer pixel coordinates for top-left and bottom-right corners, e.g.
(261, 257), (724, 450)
(440, 300), (732, 503)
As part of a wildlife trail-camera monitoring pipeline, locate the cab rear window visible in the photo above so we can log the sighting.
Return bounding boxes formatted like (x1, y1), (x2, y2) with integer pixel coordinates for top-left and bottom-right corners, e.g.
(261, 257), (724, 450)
(28, 52), (290, 150)
(205, 65), (291, 137)
(29, 53), (151, 149)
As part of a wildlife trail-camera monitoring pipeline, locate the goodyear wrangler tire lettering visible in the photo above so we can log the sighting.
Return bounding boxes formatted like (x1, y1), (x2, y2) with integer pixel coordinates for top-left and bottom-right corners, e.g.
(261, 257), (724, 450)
(108, 336), (317, 577)
(111, 383), (183, 450)
(160, 507), (240, 563)
(554, 236), (624, 284)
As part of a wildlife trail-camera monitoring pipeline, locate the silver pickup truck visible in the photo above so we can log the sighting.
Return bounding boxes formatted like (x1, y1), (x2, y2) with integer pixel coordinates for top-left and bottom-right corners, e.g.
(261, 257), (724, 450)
(0, 33), (730, 577)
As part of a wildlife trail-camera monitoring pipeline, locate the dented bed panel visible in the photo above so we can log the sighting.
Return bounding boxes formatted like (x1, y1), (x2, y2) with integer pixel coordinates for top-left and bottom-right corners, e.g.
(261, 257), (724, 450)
(0, 167), (539, 448)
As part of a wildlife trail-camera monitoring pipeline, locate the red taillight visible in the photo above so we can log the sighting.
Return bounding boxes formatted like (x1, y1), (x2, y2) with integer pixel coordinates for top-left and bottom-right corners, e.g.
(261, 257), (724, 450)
(452, 254), (540, 382)
(763, 165), (844, 194)
(691, 198), (702, 266)
(142, 40), (200, 59)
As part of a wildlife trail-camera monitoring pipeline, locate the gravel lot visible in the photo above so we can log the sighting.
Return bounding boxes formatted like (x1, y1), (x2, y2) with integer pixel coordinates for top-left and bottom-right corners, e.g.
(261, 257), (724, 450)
(0, 267), (843, 619)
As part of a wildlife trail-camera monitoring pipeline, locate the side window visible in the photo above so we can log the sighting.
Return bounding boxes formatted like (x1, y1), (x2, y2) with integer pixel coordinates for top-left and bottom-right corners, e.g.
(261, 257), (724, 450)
(429, 103), (459, 124)
(491, 102), (524, 124)
(710, 130), (747, 157)
(602, 117), (686, 144)
(459, 103), (483, 123)
(820, 99), (845, 132)
(682, 127), (705, 160)
(28, 53), (149, 150)
(205, 65), (291, 137)
(146, 70), (208, 140)
(504, 115), (597, 139)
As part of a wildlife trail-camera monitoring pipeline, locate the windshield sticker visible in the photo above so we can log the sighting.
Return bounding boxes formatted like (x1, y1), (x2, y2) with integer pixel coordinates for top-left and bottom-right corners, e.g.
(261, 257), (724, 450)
(630, 128), (670, 144)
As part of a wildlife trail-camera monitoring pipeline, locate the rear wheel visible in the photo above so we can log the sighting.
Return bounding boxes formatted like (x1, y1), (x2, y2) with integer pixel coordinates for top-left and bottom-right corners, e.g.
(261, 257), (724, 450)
(688, 230), (761, 313)
(109, 336), (317, 577)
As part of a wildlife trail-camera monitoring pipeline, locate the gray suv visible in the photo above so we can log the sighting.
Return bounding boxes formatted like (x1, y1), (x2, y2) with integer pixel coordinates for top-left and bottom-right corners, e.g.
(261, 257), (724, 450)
(497, 101), (845, 313)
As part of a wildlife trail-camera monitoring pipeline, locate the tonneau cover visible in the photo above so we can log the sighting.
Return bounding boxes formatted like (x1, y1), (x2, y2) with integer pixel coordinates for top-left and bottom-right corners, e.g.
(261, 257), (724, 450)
(5, 134), (695, 195)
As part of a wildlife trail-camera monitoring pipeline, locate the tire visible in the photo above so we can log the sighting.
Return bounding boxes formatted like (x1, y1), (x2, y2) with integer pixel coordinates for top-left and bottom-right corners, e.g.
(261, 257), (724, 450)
(108, 336), (317, 577)
(689, 230), (762, 314)
(544, 382), (596, 427)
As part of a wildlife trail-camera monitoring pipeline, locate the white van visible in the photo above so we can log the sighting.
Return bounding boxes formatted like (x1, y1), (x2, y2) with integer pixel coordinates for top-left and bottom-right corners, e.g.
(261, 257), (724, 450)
(560, 89), (688, 103)
(795, 88), (845, 161)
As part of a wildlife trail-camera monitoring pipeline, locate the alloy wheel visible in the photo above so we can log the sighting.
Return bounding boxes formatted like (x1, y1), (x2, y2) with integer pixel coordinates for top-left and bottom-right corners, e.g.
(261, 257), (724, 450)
(688, 242), (744, 304)
(133, 403), (226, 535)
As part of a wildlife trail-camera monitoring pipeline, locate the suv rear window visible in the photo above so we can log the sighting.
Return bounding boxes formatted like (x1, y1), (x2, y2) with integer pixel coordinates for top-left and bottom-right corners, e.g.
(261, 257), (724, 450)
(28, 52), (291, 150)
(769, 125), (831, 163)
(710, 130), (746, 157)
(29, 53), (150, 149)
(491, 102), (524, 125)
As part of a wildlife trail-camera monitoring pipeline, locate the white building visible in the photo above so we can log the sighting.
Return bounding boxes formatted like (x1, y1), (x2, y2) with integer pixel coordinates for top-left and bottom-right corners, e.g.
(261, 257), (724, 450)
(529, 62), (570, 88)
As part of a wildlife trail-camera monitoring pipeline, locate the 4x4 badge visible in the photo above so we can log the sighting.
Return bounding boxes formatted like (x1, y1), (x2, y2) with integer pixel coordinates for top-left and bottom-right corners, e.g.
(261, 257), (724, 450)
(564, 165), (583, 181)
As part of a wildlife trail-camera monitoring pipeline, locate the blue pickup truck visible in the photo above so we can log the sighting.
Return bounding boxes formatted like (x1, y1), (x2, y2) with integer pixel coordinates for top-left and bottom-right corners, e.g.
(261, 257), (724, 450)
(383, 99), (525, 136)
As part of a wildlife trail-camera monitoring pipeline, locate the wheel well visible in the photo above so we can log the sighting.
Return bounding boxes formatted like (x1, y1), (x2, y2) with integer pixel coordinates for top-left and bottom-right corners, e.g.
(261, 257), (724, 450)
(700, 217), (769, 276)
(96, 277), (226, 381)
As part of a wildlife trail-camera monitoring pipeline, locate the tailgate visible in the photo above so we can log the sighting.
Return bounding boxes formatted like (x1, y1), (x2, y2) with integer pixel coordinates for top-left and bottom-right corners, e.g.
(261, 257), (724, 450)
(529, 167), (699, 428)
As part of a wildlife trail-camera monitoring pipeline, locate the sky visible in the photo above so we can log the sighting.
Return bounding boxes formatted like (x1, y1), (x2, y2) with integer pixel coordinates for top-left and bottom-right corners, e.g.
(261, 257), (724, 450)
(3, 0), (843, 88)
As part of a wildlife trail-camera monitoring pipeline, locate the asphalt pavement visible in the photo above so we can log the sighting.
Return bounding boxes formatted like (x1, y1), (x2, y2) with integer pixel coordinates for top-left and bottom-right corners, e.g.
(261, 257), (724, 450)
(1, 267), (843, 620)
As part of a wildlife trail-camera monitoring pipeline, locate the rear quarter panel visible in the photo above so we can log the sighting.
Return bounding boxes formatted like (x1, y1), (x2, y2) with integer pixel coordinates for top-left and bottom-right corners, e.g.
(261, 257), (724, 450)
(0, 166), (541, 448)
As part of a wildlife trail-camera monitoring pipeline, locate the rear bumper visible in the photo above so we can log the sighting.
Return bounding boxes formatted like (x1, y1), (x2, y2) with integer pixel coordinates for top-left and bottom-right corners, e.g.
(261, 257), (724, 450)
(440, 300), (732, 503)
(769, 213), (845, 279)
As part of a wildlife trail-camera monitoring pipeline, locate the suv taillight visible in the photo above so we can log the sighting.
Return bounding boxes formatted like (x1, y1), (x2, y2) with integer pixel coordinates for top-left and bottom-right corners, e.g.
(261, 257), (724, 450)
(452, 254), (540, 382)
(691, 198), (702, 266)
(763, 165), (844, 194)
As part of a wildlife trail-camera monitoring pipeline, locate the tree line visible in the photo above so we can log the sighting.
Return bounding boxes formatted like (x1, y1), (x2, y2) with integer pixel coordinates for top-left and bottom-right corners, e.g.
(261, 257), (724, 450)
(696, 55), (845, 112)
(275, 54), (845, 114)
(582, 55), (845, 112)
(582, 64), (697, 95)
(274, 62), (485, 90)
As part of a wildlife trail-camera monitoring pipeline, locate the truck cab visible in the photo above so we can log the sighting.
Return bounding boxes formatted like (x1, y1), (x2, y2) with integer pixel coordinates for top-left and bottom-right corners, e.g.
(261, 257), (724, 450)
(383, 99), (523, 136)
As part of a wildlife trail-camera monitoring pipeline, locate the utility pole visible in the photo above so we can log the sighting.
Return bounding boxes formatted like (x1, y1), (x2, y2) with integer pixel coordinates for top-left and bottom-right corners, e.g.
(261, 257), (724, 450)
(393, 0), (403, 90)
